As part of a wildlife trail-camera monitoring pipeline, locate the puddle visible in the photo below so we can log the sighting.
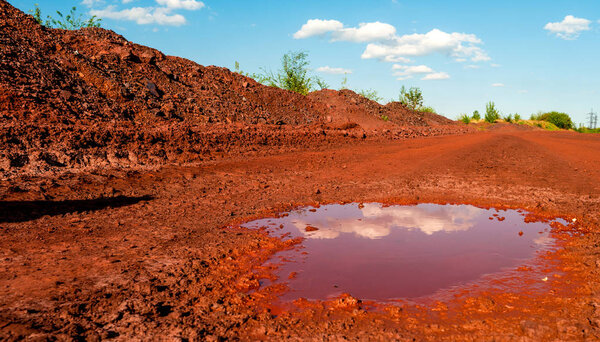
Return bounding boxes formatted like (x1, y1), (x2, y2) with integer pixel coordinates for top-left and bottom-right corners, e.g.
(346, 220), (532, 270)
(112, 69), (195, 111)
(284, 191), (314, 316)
(242, 203), (565, 302)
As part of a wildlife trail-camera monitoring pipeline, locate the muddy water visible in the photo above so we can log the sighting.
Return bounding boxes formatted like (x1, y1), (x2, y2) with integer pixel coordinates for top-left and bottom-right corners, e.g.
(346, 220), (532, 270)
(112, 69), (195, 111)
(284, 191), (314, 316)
(243, 203), (561, 302)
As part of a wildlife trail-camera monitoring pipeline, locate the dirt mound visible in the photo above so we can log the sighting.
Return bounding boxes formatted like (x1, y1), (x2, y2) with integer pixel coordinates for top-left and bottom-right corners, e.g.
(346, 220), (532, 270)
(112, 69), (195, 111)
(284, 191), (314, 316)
(308, 89), (455, 129)
(0, 0), (467, 178)
(0, 1), (328, 125)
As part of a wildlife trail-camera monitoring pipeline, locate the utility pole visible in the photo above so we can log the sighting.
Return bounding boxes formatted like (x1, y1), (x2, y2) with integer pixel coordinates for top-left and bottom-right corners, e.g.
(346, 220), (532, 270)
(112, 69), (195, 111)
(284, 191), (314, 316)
(588, 109), (597, 129)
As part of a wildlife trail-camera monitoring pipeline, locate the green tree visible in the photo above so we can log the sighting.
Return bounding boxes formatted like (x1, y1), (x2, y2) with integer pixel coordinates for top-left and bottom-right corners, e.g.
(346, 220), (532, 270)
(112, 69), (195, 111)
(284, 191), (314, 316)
(30, 4), (101, 29)
(357, 88), (383, 102)
(539, 111), (573, 129)
(399, 86), (424, 110)
(472, 110), (481, 120)
(484, 101), (500, 123)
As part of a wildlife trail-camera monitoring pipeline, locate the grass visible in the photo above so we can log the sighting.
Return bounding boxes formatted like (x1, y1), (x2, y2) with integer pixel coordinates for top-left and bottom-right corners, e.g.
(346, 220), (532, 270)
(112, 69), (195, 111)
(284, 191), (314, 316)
(576, 127), (600, 134)
(519, 120), (561, 131)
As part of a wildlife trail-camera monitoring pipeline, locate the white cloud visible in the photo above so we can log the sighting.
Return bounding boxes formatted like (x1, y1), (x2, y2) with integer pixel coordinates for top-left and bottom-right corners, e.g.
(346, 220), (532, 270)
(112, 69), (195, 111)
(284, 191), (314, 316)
(490, 63), (501, 68)
(392, 64), (433, 73)
(362, 29), (490, 62)
(82, 0), (103, 6)
(294, 20), (395, 42)
(332, 22), (396, 42)
(155, 0), (204, 10)
(316, 66), (352, 74)
(294, 19), (489, 81)
(393, 64), (450, 81)
(293, 19), (344, 39)
(91, 6), (186, 26)
(290, 203), (480, 240)
(90, 0), (204, 26)
(491, 83), (504, 87)
(465, 64), (480, 69)
(392, 64), (434, 80)
(544, 15), (591, 40)
(422, 72), (450, 80)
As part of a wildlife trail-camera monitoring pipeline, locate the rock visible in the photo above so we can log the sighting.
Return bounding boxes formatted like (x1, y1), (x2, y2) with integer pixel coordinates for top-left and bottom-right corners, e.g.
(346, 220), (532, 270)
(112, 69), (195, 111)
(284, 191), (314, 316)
(145, 81), (161, 98)
(305, 225), (319, 232)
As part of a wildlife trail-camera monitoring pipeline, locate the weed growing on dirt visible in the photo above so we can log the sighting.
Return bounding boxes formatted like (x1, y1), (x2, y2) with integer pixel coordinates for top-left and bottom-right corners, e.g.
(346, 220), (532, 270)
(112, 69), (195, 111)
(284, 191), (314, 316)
(530, 112), (543, 121)
(381, 115), (389, 122)
(30, 4), (101, 29)
(459, 114), (471, 124)
(576, 127), (600, 134)
(420, 106), (436, 113)
(399, 86), (424, 111)
(503, 114), (513, 123)
(340, 73), (349, 90)
(472, 110), (481, 121)
(514, 113), (521, 122)
(315, 78), (329, 90)
(523, 120), (560, 131)
(251, 51), (326, 95)
(357, 89), (383, 103)
(485, 101), (500, 123)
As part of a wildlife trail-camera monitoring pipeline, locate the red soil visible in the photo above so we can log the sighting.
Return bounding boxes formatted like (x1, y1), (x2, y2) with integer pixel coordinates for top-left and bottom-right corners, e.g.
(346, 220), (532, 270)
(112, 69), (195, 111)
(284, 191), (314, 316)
(2, 1), (600, 341)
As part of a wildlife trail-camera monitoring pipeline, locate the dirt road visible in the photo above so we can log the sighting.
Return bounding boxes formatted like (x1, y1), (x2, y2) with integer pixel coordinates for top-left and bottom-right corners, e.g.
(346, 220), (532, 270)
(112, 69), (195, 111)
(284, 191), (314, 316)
(2, 127), (600, 340)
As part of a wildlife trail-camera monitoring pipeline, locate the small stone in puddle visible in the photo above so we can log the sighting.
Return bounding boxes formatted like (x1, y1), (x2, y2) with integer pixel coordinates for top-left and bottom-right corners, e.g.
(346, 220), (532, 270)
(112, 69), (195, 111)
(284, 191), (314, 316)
(305, 225), (319, 232)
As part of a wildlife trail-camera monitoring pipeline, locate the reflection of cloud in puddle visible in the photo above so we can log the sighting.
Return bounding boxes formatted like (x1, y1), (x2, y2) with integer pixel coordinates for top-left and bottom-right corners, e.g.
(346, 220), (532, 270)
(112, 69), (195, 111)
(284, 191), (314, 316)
(533, 235), (553, 246)
(293, 204), (481, 240)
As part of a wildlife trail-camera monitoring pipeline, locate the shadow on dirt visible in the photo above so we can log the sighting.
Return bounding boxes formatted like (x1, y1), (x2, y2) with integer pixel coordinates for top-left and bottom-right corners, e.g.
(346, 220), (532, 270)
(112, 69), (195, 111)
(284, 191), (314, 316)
(0, 195), (153, 223)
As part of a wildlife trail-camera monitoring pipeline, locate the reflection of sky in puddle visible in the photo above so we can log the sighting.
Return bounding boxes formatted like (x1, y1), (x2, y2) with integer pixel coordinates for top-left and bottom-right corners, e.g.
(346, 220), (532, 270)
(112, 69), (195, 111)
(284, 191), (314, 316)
(243, 203), (561, 302)
(292, 203), (480, 239)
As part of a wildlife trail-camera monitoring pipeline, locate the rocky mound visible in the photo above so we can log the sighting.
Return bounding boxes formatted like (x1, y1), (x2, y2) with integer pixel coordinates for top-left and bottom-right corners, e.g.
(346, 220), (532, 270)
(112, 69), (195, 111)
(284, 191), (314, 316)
(0, 0), (465, 178)
(309, 89), (454, 129)
(0, 0), (329, 125)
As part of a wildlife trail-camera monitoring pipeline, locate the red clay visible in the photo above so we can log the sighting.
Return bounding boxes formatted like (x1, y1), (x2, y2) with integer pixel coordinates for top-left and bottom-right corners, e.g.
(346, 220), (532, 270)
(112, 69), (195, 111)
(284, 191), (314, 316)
(2, 128), (600, 341)
(1, 0), (600, 340)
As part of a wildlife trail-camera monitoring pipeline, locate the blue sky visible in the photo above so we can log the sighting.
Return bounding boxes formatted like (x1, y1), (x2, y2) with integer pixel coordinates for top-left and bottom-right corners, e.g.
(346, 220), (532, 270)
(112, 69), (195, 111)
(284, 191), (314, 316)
(11, 0), (600, 124)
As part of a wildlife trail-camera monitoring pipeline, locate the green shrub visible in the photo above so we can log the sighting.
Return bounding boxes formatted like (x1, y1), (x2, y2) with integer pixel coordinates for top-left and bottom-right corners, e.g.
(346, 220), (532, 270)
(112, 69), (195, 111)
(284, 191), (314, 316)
(399, 86), (424, 111)
(381, 115), (389, 122)
(530, 112), (543, 121)
(315, 78), (329, 90)
(514, 113), (521, 121)
(420, 106), (436, 113)
(255, 51), (326, 95)
(472, 110), (481, 120)
(30, 4), (101, 29)
(503, 114), (513, 123)
(459, 113), (471, 124)
(484, 101), (500, 123)
(357, 89), (383, 102)
(538, 111), (573, 129)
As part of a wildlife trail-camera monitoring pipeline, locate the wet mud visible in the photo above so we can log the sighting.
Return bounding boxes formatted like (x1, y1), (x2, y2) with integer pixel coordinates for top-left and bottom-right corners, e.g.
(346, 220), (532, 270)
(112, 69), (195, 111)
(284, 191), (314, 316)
(2, 128), (600, 341)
